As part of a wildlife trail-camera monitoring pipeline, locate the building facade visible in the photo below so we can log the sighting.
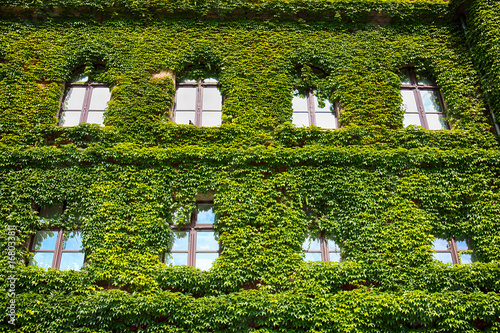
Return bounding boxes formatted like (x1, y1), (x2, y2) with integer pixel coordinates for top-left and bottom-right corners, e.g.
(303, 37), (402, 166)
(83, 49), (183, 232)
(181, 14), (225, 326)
(1, 0), (500, 331)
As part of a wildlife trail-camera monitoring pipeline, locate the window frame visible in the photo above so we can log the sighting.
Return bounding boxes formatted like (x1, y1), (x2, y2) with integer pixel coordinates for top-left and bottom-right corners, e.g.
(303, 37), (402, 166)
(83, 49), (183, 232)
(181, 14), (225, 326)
(400, 68), (447, 130)
(59, 74), (110, 126)
(29, 203), (85, 270)
(292, 89), (340, 129)
(174, 78), (223, 126)
(165, 201), (220, 269)
(303, 231), (342, 262)
(433, 237), (475, 264)
(29, 228), (84, 269)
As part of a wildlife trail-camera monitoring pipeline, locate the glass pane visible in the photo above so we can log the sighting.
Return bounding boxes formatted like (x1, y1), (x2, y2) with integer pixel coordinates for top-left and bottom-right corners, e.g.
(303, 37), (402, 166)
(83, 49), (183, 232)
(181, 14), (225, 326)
(292, 95), (308, 111)
(59, 252), (85, 270)
(165, 252), (188, 266)
(195, 252), (218, 270)
(426, 114), (447, 130)
(176, 87), (197, 110)
(197, 204), (215, 224)
(420, 90), (443, 114)
(39, 204), (64, 221)
(88, 87), (111, 110)
(329, 252), (341, 262)
(196, 231), (218, 251)
(175, 111), (196, 125)
(315, 112), (337, 129)
(399, 70), (412, 85)
(201, 111), (222, 127)
(304, 252), (322, 261)
(303, 236), (321, 251)
(202, 86), (222, 111)
(171, 231), (189, 251)
(401, 90), (418, 113)
(63, 87), (86, 110)
(62, 230), (82, 250)
(456, 240), (469, 251)
(30, 252), (54, 269)
(403, 113), (421, 127)
(460, 253), (474, 264)
(326, 238), (340, 252)
(60, 111), (82, 127)
(416, 73), (435, 86)
(433, 252), (453, 264)
(292, 112), (310, 127)
(32, 230), (58, 250)
(313, 95), (332, 112)
(86, 111), (105, 125)
(72, 74), (89, 83)
(433, 238), (450, 251)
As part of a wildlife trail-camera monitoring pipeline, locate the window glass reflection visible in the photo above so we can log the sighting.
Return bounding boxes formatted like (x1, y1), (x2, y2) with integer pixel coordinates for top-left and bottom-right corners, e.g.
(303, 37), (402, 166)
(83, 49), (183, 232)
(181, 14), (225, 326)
(62, 231), (82, 251)
(202, 86), (222, 111)
(86, 111), (105, 125)
(433, 238), (450, 251)
(292, 112), (309, 127)
(201, 111), (222, 127)
(60, 111), (81, 127)
(176, 87), (197, 111)
(420, 90), (443, 114)
(195, 253), (218, 270)
(433, 252), (453, 264)
(292, 94), (308, 111)
(196, 231), (218, 251)
(30, 253), (54, 269)
(198, 204), (215, 224)
(315, 112), (336, 129)
(304, 252), (322, 261)
(63, 87), (86, 110)
(171, 231), (189, 251)
(303, 236), (321, 252)
(88, 87), (111, 110)
(59, 252), (85, 271)
(401, 90), (418, 113)
(32, 230), (58, 250)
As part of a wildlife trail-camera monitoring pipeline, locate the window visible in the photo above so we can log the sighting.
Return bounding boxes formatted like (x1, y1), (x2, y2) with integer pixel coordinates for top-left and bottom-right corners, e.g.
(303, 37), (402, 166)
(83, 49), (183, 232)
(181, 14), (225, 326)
(174, 78), (222, 127)
(433, 237), (476, 264)
(59, 72), (111, 127)
(165, 202), (219, 270)
(303, 233), (342, 262)
(292, 90), (339, 129)
(400, 68), (447, 130)
(29, 204), (85, 270)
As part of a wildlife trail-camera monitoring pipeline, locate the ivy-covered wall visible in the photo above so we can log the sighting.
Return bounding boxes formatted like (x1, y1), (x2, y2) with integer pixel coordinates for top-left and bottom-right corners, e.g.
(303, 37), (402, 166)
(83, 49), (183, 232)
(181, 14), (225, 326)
(1, 0), (500, 332)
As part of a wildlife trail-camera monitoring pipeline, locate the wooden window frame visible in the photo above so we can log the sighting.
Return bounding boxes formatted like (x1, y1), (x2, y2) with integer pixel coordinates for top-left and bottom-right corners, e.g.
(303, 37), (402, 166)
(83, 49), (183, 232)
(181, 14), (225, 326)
(29, 203), (85, 270)
(59, 77), (109, 126)
(293, 89), (340, 128)
(29, 228), (84, 269)
(303, 232), (342, 262)
(401, 68), (447, 130)
(166, 201), (220, 268)
(174, 79), (222, 126)
(433, 237), (474, 264)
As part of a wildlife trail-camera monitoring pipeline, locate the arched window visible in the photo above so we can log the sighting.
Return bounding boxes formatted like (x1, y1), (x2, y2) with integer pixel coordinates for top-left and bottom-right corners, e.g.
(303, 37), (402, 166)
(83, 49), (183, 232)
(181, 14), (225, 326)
(292, 90), (339, 129)
(400, 68), (447, 130)
(174, 78), (223, 127)
(59, 72), (111, 127)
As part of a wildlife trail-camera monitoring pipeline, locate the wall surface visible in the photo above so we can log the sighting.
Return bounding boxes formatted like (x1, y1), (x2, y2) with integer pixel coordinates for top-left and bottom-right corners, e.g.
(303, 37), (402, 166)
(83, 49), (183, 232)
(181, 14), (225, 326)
(1, 0), (500, 332)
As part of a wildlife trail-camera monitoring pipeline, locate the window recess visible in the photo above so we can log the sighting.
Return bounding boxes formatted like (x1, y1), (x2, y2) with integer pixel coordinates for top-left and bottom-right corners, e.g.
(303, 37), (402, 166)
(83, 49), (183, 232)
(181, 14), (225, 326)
(303, 232), (342, 262)
(164, 202), (219, 270)
(400, 68), (447, 130)
(292, 89), (339, 129)
(174, 78), (222, 127)
(29, 203), (85, 270)
(432, 237), (476, 264)
(59, 72), (111, 127)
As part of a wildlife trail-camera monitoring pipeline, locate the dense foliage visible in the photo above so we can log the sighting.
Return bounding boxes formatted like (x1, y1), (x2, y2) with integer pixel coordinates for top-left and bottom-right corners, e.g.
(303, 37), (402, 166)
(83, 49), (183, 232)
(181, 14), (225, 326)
(1, 0), (500, 331)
